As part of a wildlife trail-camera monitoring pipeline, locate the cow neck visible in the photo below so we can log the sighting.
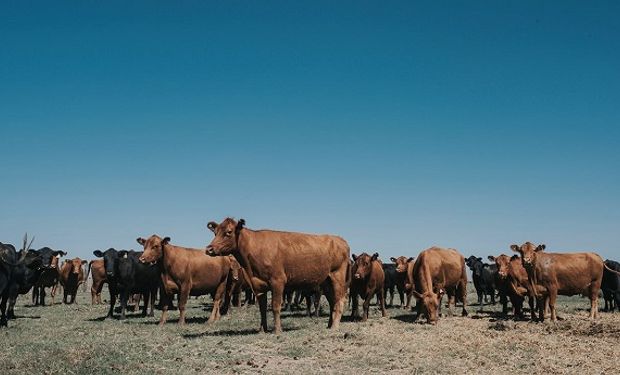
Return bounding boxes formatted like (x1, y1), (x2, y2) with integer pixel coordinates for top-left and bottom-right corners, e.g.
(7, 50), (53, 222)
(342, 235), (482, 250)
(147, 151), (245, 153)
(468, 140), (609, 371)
(232, 229), (259, 294)
(160, 243), (175, 273)
(422, 260), (433, 294)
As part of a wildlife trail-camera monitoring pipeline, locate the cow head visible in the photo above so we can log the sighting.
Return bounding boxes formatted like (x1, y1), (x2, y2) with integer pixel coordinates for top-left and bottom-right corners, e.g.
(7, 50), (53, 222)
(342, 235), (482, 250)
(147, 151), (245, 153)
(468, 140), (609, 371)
(206, 218), (245, 256)
(352, 252), (379, 280)
(69, 258), (86, 274)
(412, 288), (444, 325)
(35, 247), (67, 270)
(510, 242), (545, 269)
(390, 256), (414, 273)
(488, 255), (510, 279)
(93, 248), (119, 279)
(137, 235), (170, 264)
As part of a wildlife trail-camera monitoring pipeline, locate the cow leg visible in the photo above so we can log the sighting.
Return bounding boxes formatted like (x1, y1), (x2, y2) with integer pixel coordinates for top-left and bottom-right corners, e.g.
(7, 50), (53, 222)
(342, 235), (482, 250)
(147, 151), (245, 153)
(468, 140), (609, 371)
(270, 283), (284, 334)
(350, 290), (359, 320)
(258, 293), (269, 333)
(547, 288), (558, 322)
(159, 292), (172, 326)
(305, 295), (312, 317)
(361, 293), (372, 322)
(41, 288), (47, 306)
(209, 280), (228, 323)
(177, 285), (191, 326)
(378, 288), (387, 318)
(119, 291), (128, 320)
(107, 289), (116, 318)
(0, 295), (7, 327)
(148, 288), (156, 317)
(7, 297), (17, 320)
(141, 292), (148, 317)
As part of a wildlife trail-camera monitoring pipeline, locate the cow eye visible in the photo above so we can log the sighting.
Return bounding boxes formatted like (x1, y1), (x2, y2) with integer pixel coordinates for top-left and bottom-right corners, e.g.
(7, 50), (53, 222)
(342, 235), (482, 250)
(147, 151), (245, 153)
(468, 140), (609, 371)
(225, 230), (233, 237)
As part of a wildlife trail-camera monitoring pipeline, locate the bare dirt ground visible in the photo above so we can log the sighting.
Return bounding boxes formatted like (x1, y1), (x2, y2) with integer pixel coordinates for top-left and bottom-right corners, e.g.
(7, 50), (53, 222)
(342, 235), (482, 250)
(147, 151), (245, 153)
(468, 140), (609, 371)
(1, 285), (619, 374)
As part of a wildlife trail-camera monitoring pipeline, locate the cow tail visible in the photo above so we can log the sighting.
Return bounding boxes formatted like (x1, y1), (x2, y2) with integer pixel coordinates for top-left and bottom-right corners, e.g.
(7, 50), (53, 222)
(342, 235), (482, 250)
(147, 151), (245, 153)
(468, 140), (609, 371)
(604, 263), (620, 276)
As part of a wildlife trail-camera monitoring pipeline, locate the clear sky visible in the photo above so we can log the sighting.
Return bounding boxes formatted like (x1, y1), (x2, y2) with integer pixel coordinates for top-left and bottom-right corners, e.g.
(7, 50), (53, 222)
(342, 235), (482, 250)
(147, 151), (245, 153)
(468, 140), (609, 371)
(1, 1), (618, 261)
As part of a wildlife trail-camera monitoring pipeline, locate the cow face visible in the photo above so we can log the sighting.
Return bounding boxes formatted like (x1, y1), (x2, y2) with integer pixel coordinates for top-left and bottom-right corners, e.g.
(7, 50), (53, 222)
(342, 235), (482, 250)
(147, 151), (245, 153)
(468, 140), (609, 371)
(206, 218), (245, 256)
(412, 289), (444, 324)
(466, 256), (485, 277)
(93, 248), (119, 279)
(352, 252), (378, 279)
(69, 258), (86, 274)
(511, 242), (545, 269)
(137, 235), (170, 264)
(35, 247), (67, 270)
(390, 256), (414, 273)
(488, 255), (510, 279)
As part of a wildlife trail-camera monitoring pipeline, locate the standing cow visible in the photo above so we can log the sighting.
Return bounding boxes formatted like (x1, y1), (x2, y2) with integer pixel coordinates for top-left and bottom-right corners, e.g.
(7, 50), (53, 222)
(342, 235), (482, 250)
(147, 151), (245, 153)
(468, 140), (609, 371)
(390, 256), (414, 309)
(86, 259), (106, 305)
(465, 256), (497, 311)
(602, 259), (620, 312)
(510, 242), (604, 321)
(488, 254), (536, 320)
(58, 257), (87, 304)
(31, 247), (66, 306)
(206, 218), (350, 334)
(411, 247), (468, 324)
(137, 235), (235, 326)
(350, 252), (387, 321)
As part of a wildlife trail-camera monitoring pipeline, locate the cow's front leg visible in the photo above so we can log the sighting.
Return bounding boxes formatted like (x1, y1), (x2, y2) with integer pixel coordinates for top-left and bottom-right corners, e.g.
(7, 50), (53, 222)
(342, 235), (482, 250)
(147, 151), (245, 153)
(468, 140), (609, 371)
(271, 282), (284, 334)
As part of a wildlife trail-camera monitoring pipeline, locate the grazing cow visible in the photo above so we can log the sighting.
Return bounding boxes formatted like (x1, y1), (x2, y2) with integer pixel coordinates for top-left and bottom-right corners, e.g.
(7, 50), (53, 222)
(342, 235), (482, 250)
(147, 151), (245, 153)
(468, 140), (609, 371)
(411, 247), (468, 324)
(206, 218), (350, 334)
(350, 252), (387, 321)
(31, 247), (67, 306)
(511, 242), (604, 321)
(390, 256), (414, 308)
(58, 258), (87, 304)
(93, 248), (159, 320)
(86, 260), (106, 305)
(465, 256), (497, 311)
(602, 259), (620, 312)
(488, 254), (536, 320)
(138, 235), (235, 326)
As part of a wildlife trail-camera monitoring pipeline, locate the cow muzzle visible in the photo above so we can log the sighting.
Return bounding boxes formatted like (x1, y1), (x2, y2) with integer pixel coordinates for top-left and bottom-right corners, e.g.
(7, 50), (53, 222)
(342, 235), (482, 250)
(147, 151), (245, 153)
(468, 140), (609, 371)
(354, 273), (361, 279)
(205, 246), (216, 256)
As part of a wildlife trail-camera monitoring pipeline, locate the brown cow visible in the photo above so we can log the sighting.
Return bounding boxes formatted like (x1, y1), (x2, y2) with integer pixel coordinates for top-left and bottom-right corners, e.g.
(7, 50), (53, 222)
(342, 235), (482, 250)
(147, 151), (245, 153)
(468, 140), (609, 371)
(206, 218), (350, 334)
(59, 257), (87, 304)
(511, 242), (604, 321)
(411, 247), (468, 324)
(391, 256), (415, 309)
(86, 259), (106, 305)
(488, 254), (536, 320)
(350, 252), (387, 321)
(138, 235), (234, 326)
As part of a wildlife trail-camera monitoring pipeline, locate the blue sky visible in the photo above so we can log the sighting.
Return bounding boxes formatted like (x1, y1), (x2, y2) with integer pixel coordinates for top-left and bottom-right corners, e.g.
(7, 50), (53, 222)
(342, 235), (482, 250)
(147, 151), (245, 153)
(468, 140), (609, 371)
(1, 1), (619, 261)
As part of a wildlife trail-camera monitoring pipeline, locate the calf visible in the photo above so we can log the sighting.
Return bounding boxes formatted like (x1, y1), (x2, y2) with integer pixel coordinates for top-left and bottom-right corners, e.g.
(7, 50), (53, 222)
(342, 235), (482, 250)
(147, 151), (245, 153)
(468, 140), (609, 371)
(59, 258), (87, 304)
(411, 247), (468, 324)
(86, 259), (106, 305)
(602, 259), (620, 312)
(93, 248), (159, 320)
(488, 254), (536, 320)
(138, 235), (235, 326)
(465, 256), (497, 311)
(31, 247), (66, 306)
(390, 256), (414, 308)
(511, 242), (604, 321)
(350, 252), (387, 321)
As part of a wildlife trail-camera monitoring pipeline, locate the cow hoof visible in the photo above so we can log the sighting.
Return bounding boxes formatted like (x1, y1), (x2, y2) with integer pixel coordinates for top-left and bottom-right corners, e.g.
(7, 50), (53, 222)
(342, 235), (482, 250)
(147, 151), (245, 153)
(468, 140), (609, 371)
(462, 311), (469, 317)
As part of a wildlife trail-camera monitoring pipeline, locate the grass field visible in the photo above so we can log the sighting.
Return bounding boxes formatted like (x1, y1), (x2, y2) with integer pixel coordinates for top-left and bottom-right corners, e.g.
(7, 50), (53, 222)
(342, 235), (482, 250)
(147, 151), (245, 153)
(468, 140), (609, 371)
(1, 285), (619, 374)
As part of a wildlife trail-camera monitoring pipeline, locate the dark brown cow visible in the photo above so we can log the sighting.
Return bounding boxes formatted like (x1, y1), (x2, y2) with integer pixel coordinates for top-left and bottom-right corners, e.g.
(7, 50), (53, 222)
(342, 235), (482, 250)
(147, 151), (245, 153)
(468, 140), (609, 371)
(138, 235), (234, 326)
(511, 242), (604, 321)
(59, 257), (87, 304)
(391, 256), (415, 309)
(86, 259), (106, 305)
(350, 252), (387, 321)
(206, 218), (350, 334)
(411, 247), (468, 324)
(488, 254), (536, 320)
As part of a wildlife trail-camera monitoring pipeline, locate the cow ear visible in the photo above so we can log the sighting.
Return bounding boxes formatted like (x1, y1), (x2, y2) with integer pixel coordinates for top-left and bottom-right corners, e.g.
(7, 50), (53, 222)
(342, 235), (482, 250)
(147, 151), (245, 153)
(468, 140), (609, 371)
(93, 250), (103, 258)
(488, 256), (495, 262)
(510, 255), (519, 261)
(236, 219), (246, 232)
(137, 237), (146, 246)
(390, 257), (397, 263)
(162, 237), (171, 245)
(411, 290), (423, 300)
(207, 222), (218, 233)
(477, 257), (482, 262)
(118, 251), (129, 259)
(53, 251), (66, 257)
(81, 260), (87, 265)
(535, 244), (546, 252)
(510, 244), (520, 253)
(407, 257), (414, 262)
(483, 264), (489, 268)
(352, 254), (358, 261)
(371, 253), (379, 261)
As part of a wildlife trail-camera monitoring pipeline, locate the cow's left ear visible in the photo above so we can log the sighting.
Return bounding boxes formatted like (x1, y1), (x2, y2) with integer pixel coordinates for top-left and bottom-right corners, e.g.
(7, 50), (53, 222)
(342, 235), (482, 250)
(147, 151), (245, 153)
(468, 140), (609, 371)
(207, 222), (218, 233)
(81, 260), (87, 265)
(162, 237), (171, 245)
(477, 257), (482, 262)
(371, 253), (379, 261)
(53, 250), (67, 257)
(136, 237), (146, 246)
(535, 244), (546, 252)
(390, 257), (397, 263)
(510, 244), (520, 253)
(352, 254), (358, 262)
(407, 257), (414, 262)
(488, 256), (496, 262)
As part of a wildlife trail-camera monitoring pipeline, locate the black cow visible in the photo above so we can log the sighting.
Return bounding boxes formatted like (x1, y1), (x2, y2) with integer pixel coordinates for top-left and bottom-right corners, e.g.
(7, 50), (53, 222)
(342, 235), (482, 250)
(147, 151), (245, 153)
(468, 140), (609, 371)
(465, 256), (497, 311)
(31, 247), (67, 306)
(93, 248), (159, 320)
(602, 259), (620, 312)
(0, 242), (17, 327)
(382, 263), (402, 307)
(6, 249), (43, 320)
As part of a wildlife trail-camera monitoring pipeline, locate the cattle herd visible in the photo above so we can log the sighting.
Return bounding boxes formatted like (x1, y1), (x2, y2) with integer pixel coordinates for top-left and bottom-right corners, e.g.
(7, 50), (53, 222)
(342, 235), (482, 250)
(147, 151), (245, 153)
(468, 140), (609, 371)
(1, 218), (620, 334)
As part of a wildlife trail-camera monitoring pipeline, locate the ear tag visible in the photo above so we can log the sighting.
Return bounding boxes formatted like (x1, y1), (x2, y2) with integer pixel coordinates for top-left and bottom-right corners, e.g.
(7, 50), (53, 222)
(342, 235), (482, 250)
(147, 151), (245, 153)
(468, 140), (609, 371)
(123, 254), (128, 259)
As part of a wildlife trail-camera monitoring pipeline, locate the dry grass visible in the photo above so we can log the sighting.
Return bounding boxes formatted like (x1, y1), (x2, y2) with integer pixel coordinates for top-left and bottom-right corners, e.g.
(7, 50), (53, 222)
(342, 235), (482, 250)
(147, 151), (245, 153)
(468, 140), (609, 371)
(1, 286), (619, 374)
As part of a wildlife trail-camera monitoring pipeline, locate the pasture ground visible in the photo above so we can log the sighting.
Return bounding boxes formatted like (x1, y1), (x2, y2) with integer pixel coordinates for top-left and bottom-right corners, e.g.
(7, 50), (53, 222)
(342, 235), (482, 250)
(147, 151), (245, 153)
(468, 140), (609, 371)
(1, 285), (619, 374)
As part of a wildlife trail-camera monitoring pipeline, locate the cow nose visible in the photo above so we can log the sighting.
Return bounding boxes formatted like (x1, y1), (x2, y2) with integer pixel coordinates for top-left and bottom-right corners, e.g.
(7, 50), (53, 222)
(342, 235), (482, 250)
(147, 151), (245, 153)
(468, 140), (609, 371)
(139, 257), (145, 263)
(205, 246), (215, 256)
(354, 273), (361, 279)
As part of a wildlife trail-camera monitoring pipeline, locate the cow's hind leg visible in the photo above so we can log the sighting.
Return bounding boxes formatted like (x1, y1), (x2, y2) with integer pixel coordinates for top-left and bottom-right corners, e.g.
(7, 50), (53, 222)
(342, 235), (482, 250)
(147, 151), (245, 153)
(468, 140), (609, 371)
(209, 280), (228, 323)
(327, 265), (347, 329)
(177, 285), (191, 326)
(258, 293), (268, 333)
(378, 288), (387, 318)
(271, 282), (284, 334)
